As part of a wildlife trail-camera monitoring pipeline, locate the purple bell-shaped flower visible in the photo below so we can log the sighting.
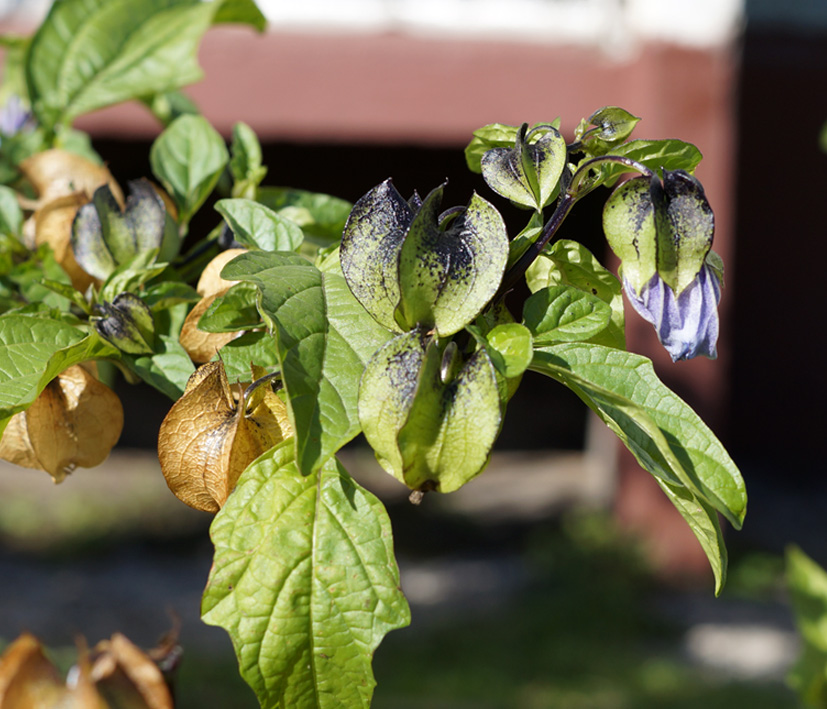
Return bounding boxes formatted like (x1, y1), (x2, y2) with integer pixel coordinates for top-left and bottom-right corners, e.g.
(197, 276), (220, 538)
(624, 261), (721, 362)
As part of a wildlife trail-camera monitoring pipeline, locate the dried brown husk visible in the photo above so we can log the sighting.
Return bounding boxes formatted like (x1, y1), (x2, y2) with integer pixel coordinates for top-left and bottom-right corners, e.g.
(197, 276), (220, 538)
(0, 633), (107, 708)
(0, 364), (124, 483)
(158, 361), (291, 512)
(181, 248), (248, 363)
(19, 149), (123, 208)
(178, 293), (242, 364)
(195, 247), (245, 297)
(33, 192), (97, 292)
(90, 634), (173, 709)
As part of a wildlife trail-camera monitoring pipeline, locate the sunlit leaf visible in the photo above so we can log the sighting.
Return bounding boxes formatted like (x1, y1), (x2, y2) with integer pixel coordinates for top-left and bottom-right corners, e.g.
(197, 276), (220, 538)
(150, 114), (229, 225)
(222, 250), (393, 476)
(258, 186), (352, 245)
(202, 441), (410, 708)
(215, 198), (303, 251)
(530, 343), (747, 593)
(526, 239), (625, 349)
(523, 285), (612, 345)
(26, 0), (222, 126)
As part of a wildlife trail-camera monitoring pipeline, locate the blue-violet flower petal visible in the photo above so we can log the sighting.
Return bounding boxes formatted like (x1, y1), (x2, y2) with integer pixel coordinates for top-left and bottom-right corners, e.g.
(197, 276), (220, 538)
(624, 263), (721, 362)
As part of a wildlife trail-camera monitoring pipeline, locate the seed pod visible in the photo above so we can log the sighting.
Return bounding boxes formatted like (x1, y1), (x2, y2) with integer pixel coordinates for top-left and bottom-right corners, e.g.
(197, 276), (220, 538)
(0, 364), (124, 483)
(94, 292), (155, 355)
(33, 193), (97, 292)
(19, 148), (123, 208)
(90, 633), (174, 709)
(180, 248), (247, 363)
(157, 362), (291, 512)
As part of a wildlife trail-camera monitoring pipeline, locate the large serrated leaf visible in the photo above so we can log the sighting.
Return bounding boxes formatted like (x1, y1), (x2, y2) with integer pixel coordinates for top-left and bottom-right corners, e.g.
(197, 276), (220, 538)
(202, 441), (410, 709)
(26, 0), (216, 127)
(397, 187), (508, 336)
(222, 251), (393, 475)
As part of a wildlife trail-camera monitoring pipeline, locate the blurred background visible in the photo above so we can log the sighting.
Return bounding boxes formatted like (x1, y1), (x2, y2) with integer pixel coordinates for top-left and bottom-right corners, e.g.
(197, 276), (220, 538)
(1, 0), (826, 706)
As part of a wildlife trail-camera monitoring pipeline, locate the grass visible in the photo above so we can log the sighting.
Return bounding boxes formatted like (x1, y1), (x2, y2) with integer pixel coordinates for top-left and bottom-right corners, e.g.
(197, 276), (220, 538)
(0, 455), (803, 708)
(370, 513), (798, 709)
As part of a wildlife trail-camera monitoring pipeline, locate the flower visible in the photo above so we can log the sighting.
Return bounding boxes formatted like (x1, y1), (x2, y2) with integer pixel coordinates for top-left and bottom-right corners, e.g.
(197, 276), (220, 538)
(624, 262), (721, 362)
(0, 95), (34, 139)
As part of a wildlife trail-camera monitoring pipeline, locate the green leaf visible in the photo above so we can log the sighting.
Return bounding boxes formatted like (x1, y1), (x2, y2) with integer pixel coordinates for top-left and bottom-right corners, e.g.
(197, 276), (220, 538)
(0, 36), (30, 108)
(144, 89), (200, 127)
(121, 333), (194, 400)
(396, 187), (508, 336)
(53, 126), (103, 164)
(213, 0), (267, 30)
(0, 319), (116, 429)
(787, 546), (827, 707)
(222, 251), (394, 475)
(359, 330), (502, 493)
(602, 176), (657, 295)
(587, 106), (640, 144)
(7, 246), (74, 312)
(530, 343), (746, 529)
(229, 122), (266, 197)
(0, 186), (22, 238)
(258, 187), (352, 245)
(465, 123), (520, 173)
(143, 280), (200, 312)
(150, 114), (229, 225)
(599, 139), (703, 188)
(523, 285), (612, 345)
(202, 441), (410, 709)
(211, 330), (279, 383)
(98, 249), (165, 303)
(652, 475), (728, 596)
(215, 198), (304, 251)
(485, 323), (533, 379)
(26, 0), (219, 127)
(530, 346), (736, 593)
(526, 239), (625, 349)
(197, 282), (261, 333)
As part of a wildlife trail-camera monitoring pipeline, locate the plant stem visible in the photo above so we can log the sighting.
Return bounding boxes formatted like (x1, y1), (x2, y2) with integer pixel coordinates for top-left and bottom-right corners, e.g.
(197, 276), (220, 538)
(494, 192), (576, 302)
